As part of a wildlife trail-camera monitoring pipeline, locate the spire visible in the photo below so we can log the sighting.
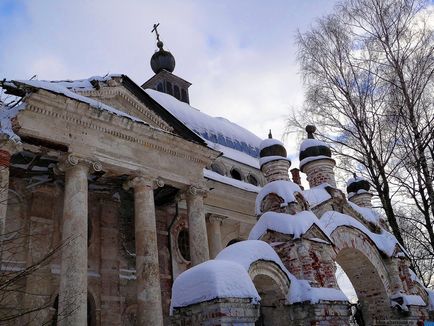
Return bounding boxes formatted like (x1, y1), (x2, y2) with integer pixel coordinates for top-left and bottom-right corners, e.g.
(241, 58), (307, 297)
(268, 129), (273, 139)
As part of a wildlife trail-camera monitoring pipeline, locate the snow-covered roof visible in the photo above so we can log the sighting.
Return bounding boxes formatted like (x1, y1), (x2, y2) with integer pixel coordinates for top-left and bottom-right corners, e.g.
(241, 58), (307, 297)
(0, 103), (26, 143)
(170, 260), (260, 310)
(206, 141), (259, 168)
(255, 180), (302, 215)
(348, 201), (383, 225)
(300, 138), (329, 151)
(203, 169), (260, 193)
(10, 79), (146, 124)
(145, 89), (262, 164)
(302, 184), (332, 208)
(248, 211), (331, 242)
(321, 211), (402, 257)
(259, 138), (284, 151)
(216, 240), (289, 273)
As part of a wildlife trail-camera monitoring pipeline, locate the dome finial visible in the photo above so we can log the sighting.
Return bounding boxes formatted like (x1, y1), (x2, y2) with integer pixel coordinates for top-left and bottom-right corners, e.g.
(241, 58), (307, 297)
(305, 125), (316, 139)
(268, 129), (273, 139)
(151, 23), (164, 49)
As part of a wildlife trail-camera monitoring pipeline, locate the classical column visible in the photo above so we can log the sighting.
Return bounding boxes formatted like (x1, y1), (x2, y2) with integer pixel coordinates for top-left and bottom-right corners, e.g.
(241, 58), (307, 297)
(186, 185), (209, 266)
(207, 215), (224, 259)
(124, 176), (164, 326)
(58, 154), (101, 326)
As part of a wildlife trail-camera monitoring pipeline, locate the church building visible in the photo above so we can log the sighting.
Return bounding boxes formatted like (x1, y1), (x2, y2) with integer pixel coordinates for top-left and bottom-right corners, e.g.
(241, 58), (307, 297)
(0, 28), (433, 325)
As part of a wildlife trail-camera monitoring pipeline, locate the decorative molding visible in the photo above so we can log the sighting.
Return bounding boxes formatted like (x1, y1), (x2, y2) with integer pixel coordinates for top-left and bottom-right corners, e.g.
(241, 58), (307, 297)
(25, 102), (211, 165)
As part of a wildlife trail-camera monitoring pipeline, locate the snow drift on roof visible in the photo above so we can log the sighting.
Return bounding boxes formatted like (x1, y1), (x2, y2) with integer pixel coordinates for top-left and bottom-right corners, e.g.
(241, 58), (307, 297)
(248, 211), (330, 241)
(259, 155), (290, 167)
(348, 201), (383, 224)
(12, 79), (145, 124)
(0, 103), (26, 143)
(300, 138), (329, 151)
(203, 169), (260, 193)
(321, 211), (401, 257)
(170, 260), (259, 310)
(255, 180), (302, 215)
(145, 89), (261, 158)
(206, 141), (259, 168)
(302, 184), (332, 208)
(259, 138), (284, 151)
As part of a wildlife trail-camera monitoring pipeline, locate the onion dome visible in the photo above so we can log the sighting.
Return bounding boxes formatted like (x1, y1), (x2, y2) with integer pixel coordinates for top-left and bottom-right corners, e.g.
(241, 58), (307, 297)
(346, 173), (371, 197)
(299, 125), (332, 171)
(259, 130), (290, 167)
(150, 40), (176, 74)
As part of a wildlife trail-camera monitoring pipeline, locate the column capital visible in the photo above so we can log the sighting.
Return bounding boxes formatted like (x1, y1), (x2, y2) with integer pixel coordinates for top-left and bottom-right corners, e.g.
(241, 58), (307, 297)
(56, 153), (102, 174)
(207, 214), (226, 225)
(186, 184), (209, 198)
(123, 174), (164, 191)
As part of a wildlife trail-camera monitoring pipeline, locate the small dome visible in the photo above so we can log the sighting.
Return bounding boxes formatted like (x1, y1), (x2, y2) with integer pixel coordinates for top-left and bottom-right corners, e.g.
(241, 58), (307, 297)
(259, 130), (288, 166)
(150, 42), (176, 74)
(299, 125), (332, 171)
(346, 174), (371, 196)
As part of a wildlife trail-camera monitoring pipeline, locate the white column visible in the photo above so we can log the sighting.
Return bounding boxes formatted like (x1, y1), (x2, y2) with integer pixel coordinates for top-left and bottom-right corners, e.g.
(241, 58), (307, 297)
(58, 154), (101, 326)
(207, 215), (224, 259)
(124, 176), (164, 326)
(186, 185), (209, 266)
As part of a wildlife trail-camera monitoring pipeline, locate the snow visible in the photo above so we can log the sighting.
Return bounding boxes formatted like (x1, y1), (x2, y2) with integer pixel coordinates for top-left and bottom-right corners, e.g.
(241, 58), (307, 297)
(427, 288), (434, 311)
(348, 189), (370, 199)
(302, 184), (332, 208)
(206, 141), (259, 168)
(391, 293), (426, 311)
(203, 169), (260, 193)
(170, 260), (260, 310)
(255, 180), (302, 215)
(145, 89), (262, 159)
(248, 211), (329, 241)
(299, 155), (334, 168)
(216, 240), (289, 272)
(300, 138), (328, 152)
(308, 287), (349, 303)
(259, 138), (284, 151)
(0, 102), (26, 143)
(348, 201), (383, 224)
(346, 175), (367, 186)
(321, 211), (400, 257)
(12, 79), (146, 124)
(259, 155), (290, 167)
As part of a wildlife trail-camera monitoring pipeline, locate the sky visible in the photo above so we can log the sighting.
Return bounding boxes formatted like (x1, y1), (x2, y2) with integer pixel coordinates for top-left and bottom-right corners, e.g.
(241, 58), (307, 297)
(0, 0), (339, 161)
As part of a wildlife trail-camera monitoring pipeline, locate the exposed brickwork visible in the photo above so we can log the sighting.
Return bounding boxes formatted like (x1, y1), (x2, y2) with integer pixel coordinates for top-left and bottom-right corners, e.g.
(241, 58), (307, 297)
(302, 159), (336, 188)
(0, 149), (11, 167)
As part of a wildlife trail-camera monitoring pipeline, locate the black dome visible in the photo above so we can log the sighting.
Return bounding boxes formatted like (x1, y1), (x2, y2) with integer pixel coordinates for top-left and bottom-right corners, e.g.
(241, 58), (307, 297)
(150, 48), (176, 74)
(260, 144), (287, 158)
(347, 176), (371, 195)
(299, 125), (332, 164)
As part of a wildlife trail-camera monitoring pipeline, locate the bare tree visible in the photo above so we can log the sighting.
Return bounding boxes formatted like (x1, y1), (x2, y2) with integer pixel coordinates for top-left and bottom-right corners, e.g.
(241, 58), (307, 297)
(290, 0), (434, 284)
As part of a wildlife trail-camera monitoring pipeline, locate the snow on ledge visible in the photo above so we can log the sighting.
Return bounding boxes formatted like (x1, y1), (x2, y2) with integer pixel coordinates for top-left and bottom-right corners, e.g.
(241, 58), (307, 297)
(248, 211), (330, 242)
(302, 184), (332, 208)
(299, 155), (334, 169)
(206, 141), (259, 168)
(170, 260), (259, 311)
(321, 211), (400, 257)
(255, 180), (302, 215)
(348, 201), (383, 225)
(203, 169), (260, 193)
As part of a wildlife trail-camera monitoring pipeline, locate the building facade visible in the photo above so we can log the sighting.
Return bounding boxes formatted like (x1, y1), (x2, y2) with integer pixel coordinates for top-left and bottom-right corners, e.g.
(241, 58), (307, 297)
(0, 37), (433, 325)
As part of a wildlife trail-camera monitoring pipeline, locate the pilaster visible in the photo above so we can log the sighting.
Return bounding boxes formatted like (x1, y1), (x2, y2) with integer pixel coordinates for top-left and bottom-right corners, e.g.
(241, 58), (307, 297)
(207, 214), (225, 259)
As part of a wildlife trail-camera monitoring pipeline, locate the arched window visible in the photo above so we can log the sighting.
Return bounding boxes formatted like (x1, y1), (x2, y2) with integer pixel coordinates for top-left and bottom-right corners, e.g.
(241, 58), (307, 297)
(227, 238), (241, 247)
(247, 174), (258, 186)
(174, 85), (180, 100)
(210, 162), (225, 176)
(181, 89), (188, 102)
(230, 168), (242, 181)
(157, 82), (163, 92)
(166, 81), (173, 95)
(177, 229), (190, 261)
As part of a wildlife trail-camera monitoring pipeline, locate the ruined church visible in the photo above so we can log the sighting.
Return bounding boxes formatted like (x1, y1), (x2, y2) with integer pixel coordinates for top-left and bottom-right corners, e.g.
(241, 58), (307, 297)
(0, 28), (433, 325)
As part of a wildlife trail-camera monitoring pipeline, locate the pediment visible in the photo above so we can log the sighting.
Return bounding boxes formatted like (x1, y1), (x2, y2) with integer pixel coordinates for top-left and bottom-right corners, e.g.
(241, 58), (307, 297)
(80, 86), (175, 133)
(304, 224), (332, 244)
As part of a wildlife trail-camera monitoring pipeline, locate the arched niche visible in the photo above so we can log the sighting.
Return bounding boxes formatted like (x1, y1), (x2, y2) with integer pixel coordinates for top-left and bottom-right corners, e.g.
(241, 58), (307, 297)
(331, 226), (392, 324)
(248, 260), (290, 326)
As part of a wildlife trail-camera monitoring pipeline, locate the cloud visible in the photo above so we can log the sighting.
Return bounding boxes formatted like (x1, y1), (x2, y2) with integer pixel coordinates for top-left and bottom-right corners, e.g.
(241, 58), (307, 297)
(0, 0), (338, 158)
